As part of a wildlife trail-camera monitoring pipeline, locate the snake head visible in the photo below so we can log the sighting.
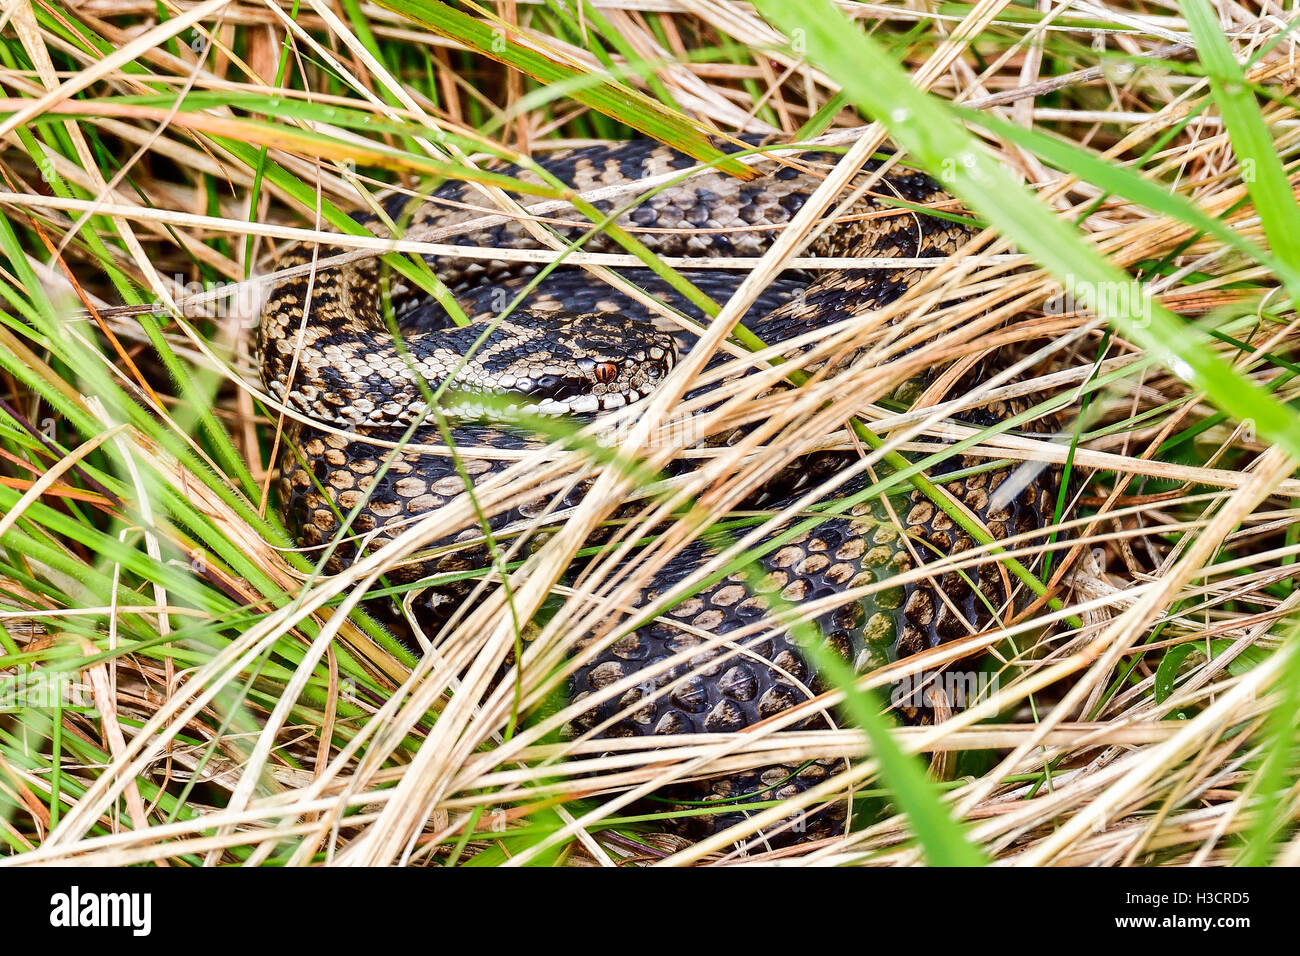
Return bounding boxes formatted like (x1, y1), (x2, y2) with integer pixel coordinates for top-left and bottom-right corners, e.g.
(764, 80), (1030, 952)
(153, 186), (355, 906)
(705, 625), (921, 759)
(447, 313), (678, 418)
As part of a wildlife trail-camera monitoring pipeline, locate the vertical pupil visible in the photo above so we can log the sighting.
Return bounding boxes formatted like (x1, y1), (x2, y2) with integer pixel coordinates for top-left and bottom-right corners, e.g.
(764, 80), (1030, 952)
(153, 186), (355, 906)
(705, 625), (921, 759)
(596, 363), (616, 383)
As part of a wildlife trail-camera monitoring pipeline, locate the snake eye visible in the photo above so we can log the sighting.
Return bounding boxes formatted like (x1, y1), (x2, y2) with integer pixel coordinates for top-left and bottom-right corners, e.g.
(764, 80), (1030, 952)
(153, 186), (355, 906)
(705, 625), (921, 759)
(593, 362), (618, 384)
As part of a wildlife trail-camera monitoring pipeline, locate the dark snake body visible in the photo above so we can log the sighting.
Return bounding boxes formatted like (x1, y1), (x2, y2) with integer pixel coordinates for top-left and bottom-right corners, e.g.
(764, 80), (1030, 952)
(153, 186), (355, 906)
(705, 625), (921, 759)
(260, 140), (1058, 843)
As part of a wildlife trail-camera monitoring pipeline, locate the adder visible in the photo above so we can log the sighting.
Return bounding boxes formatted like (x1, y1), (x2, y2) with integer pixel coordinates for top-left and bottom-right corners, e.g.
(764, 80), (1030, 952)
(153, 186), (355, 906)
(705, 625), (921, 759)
(258, 139), (1060, 841)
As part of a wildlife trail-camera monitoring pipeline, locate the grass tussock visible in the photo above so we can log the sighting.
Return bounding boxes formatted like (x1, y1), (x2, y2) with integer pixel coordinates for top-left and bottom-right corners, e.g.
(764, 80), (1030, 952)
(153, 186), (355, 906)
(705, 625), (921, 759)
(0, 0), (1298, 866)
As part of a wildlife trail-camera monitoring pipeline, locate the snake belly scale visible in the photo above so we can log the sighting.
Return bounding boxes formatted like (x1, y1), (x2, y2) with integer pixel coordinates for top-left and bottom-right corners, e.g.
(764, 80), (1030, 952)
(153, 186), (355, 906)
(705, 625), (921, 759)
(259, 140), (1058, 841)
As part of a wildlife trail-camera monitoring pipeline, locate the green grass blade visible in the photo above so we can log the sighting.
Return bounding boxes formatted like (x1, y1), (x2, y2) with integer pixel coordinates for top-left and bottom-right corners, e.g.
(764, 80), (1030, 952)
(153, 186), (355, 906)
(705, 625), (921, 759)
(374, 0), (752, 177)
(1182, 0), (1300, 273)
(750, 0), (1300, 463)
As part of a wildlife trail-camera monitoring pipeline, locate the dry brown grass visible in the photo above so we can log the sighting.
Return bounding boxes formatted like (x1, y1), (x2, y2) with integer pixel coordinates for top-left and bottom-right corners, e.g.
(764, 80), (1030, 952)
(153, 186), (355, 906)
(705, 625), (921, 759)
(0, 0), (1298, 866)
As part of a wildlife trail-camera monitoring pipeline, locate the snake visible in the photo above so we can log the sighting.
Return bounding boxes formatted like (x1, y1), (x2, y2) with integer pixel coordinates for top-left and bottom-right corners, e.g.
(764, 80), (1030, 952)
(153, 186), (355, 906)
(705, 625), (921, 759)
(258, 139), (1059, 844)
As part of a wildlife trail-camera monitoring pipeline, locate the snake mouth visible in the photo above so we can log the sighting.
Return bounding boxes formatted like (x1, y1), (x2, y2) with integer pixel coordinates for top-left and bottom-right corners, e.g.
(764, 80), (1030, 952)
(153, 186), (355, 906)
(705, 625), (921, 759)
(439, 350), (674, 419)
(443, 376), (664, 420)
(443, 324), (677, 419)
(436, 383), (659, 421)
(528, 381), (659, 415)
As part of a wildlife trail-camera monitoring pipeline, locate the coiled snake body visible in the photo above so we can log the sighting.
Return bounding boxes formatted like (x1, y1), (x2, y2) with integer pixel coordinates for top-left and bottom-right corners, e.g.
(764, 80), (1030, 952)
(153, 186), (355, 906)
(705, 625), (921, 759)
(260, 140), (1057, 842)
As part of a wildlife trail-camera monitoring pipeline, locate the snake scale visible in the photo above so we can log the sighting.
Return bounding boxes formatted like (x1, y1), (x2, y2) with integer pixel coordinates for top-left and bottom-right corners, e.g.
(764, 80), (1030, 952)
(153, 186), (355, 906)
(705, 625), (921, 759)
(259, 139), (1059, 844)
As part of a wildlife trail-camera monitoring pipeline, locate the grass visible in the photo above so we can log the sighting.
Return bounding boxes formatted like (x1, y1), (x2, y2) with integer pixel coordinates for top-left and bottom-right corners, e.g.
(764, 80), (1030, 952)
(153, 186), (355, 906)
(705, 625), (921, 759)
(0, 0), (1298, 866)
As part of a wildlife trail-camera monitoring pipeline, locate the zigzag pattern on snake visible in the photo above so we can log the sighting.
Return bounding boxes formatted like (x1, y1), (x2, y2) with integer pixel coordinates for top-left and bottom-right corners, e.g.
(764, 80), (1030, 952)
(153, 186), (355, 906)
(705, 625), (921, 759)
(258, 139), (1060, 843)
